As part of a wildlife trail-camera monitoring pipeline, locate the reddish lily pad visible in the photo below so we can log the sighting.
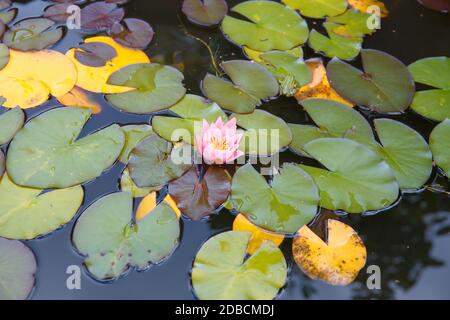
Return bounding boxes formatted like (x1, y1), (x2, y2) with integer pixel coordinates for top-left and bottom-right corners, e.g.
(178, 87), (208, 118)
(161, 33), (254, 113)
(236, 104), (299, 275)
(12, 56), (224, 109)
(182, 0), (228, 27)
(81, 1), (125, 31)
(110, 18), (154, 49)
(75, 42), (118, 67)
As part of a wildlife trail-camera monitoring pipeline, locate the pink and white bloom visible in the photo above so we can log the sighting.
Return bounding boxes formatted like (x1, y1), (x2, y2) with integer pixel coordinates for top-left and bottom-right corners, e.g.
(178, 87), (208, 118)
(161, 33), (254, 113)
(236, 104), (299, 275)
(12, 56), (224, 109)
(196, 117), (244, 164)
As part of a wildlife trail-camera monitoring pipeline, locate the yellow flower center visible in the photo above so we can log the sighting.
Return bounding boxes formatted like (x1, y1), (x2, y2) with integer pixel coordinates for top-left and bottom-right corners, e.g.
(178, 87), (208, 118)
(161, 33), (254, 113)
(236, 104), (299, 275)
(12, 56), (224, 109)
(210, 137), (229, 151)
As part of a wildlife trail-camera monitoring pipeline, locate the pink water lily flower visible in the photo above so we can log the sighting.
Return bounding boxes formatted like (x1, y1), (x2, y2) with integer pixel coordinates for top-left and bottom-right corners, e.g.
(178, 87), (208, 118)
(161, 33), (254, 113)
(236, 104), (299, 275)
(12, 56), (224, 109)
(196, 117), (244, 164)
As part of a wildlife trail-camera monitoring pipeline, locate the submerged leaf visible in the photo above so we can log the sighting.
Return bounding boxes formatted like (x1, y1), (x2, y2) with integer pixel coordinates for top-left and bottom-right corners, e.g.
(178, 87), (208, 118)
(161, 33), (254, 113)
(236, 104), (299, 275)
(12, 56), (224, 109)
(430, 119), (450, 177)
(0, 238), (36, 300)
(110, 18), (154, 50)
(293, 219), (367, 286)
(119, 124), (154, 163)
(7, 108), (125, 189)
(0, 107), (24, 145)
(192, 231), (287, 300)
(182, 0), (228, 26)
(120, 168), (159, 198)
(57, 86), (103, 114)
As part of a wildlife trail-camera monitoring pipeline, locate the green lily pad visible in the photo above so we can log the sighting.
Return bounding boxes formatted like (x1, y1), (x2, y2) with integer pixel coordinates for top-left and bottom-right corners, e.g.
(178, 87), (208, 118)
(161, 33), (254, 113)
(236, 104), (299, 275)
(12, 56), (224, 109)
(282, 0), (347, 18)
(309, 23), (362, 60)
(327, 49), (416, 113)
(0, 238), (36, 300)
(231, 164), (319, 234)
(233, 110), (293, 156)
(152, 94), (227, 145)
(430, 119), (450, 177)
(221, 0), (309, 52)
(299, 138), (399, 214)
(106, 63), (186, 114)
(202, 60), (279, 113)
(0, 107), (24, 145)
(182, 0), (228, 26)
(0, 8), (17, 25)
(120, 168), (160, 198)
(0, 174), (83, 240)
(0, 151), (4, 177)
(191, 231), (287, 300)
(260, 50), (312, 96)
(73, 192), (180, 281)
(289, 124), (330, 157)
(327, 9), (376, 38)
(409, 57), (450, 121)
(0, 44), (9, 71)
(128, 134), (192, 188)
(3, 18), (63, 51)
(119, 124), (154, 163)
(7, 107), (125, 189)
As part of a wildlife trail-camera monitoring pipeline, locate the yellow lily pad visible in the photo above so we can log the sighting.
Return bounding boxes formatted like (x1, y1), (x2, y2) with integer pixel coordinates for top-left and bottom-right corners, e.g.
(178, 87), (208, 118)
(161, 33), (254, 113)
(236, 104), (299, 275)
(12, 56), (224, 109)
(57, 86), (102, 114)
(348, 0), (389, 17)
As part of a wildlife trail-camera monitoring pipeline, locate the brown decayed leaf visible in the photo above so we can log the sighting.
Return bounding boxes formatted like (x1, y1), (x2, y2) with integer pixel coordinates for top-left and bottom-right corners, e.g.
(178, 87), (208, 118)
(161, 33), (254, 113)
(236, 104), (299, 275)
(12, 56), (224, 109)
(57, 86), (102, 114)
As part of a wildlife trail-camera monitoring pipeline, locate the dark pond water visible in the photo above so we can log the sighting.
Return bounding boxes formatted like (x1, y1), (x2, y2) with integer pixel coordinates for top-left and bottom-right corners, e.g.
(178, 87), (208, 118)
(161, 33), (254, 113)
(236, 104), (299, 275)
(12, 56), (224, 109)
(4, 0), (449, 300)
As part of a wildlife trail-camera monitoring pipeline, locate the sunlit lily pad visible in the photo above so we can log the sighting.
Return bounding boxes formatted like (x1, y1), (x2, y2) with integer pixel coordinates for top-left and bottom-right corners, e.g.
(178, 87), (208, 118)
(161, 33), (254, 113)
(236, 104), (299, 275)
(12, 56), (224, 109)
(231, 164), (319, 234)
(309, 23), (363, 60)
(299, 138), (399, 213)
(328, 9), (376, 38)
(409, 57), (450, 121)
(233, 110), (292, 156)
(327, 49), (415, 113)
(0, 107), (24, 145)
(202, 60), (279, 113)
(0, 238), (36, 300)
(182, 0), (228, 26)
(120, 168), (160, 198)
(295, 58), (353, 106)
(191, 231), (287, 300)
(430, 119), (450, 177)
(282, 0), (347, 18)
(169, 166), (230, 220)
(66, 36), (150, 94)
(233, 214), (284, 254)
(152, 94), (227, 145)
(348, 0), (389, 17)
(3, 18), (63, 51)
(119, 124), (154, 163)
(128, 135), (192, 188)
(221, 0), (308, 52)
(0, 174), (83, 240)
(293, 219), (367, 286)
(135, 192), (181, 221)
(7, 107), (125, 189)
(106, 63), (186, 114)
(73, 192), (180, 281)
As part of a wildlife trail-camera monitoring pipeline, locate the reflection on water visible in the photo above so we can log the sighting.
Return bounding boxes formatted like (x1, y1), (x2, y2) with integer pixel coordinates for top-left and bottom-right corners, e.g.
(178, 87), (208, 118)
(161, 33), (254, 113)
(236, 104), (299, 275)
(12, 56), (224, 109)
(4, 0), (449, 299)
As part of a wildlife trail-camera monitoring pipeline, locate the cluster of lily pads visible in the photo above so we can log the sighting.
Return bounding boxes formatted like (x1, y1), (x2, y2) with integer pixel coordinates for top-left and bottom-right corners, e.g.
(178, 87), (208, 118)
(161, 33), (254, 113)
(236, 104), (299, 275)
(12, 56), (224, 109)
(0, 0), (449, 301)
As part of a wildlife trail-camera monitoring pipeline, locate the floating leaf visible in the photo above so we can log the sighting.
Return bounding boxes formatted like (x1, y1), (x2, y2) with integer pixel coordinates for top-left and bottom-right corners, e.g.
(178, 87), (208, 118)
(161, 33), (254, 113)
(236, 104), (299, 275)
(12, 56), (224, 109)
(299, 138), (399, 214)
(119, 124), (154, 163)
(327, 49), (415, 113)
(0, 238), (36, 300)
(120, 168), (159, 198)
(309, 22), (363, 60)
(430, 119), (450, 177)
(74, 42), (117, 67)
(0, 49), (77, 108)
(0, 44), (9, 71)
(222, 0), (309, 52)
(231, 164), (319, 234)
(295, 58), (353, 106)
(233, 214), (284, 254)
(73, 192), (180, 281)
(106, 63), (186, 114)
(418, 0), (450, 12)
(0, 174), (83, 240)
(0, 107), (24, 145)
(152, 94), (227, 145)
(233, 110), (292, 156)
(43, 3), (73, 22)
(7, 108), (125, 189)
(128, 135), (192, 188)
(182, 0), (228, 26)
(243, 46), (303, 64)
(168, 166), (231, 220)
(136, 193), (181, 221)
(282, 0), (347, 18)
(202, 60), (279, 114)
(0, 151), (4, 177)
(348, 0), (389, 17)
(110, 18), (154, 50)
(81, 1), (125, 31)
(66, 36), (150, 94)
(293, 219), (367, 286)
(3, 18), (63, 51)
(57, 86), (103, 114)
(191, 231), (287, 300)
(409, 57), (450, 121)
(328, 9), (376, 38)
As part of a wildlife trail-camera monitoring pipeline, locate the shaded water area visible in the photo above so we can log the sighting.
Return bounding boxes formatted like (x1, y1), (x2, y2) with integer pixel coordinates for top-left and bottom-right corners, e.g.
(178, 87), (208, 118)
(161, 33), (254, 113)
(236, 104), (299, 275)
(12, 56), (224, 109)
(6, 0), (449, 299)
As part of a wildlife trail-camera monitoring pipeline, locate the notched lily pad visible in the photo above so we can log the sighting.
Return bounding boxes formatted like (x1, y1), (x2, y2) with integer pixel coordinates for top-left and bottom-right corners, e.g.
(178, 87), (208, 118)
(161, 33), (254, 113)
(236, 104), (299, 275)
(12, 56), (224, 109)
(0, 107), (24, 145)
(0, 238), (36, 300)
(74, 42), (118, 67)
(231, 163), (319, 234)
(191, 231), (287, 300)
(119, 124), (154, 163)
(73, 192), (180, 281)
(7, 107), (125, 189)
(430, 119), (450, 177)
(182, 0), (228, 27)
(106, 63), (186, 114)
(120, 168), (160, 198)
(202, 60), (279, 114)
(110, 18), (154, 50)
